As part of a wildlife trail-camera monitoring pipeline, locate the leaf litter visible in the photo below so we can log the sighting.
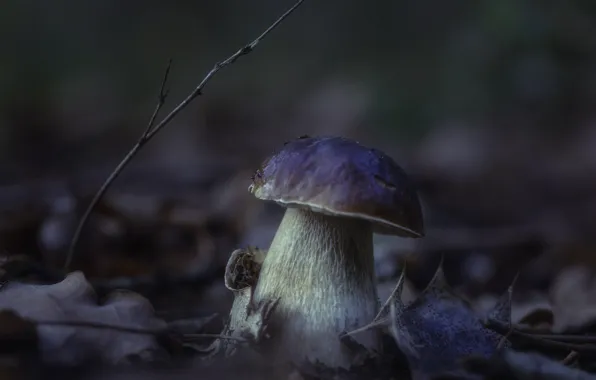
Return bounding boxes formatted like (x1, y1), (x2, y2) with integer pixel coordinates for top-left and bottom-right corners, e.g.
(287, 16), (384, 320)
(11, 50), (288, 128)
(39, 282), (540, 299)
(4, 239), (596, 380)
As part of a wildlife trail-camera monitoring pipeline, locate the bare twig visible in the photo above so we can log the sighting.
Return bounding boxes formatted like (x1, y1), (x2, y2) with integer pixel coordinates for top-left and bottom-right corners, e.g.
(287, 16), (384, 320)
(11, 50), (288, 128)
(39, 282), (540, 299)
(527, 333), (596, 344)
(497, 323), (596, 344)
(182, 333), (245, 342)
(485, 319), (596, 354)
(65, 0), (306, 270)
(36, 319), (165, 335)
(34, 319), (244, 342)
(497, 327), (513, 351)
(561, 350), (578, 365)
(339, 319), (386, 339)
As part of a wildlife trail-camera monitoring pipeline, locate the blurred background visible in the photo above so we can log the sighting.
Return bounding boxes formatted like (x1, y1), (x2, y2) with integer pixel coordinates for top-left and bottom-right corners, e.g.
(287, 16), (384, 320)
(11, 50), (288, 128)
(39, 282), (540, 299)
(2, 0), (596, 331)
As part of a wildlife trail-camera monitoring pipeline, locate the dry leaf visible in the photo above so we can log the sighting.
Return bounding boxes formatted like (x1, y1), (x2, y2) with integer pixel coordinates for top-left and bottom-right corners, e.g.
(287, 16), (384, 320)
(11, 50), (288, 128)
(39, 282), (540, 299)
(550, 266), (596, 332)
(474, 292), (553, 331)
(517, 308), (554, 331)
(388, 263), (510, 379)
(0, 271), (167, 366)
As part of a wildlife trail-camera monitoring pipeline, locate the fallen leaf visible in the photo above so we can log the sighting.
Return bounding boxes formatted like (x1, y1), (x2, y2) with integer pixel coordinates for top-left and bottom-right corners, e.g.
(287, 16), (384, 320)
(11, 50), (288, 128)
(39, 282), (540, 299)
(550, 266), (596, 333)
(387, 261), (511, 379)
(474, 291), (553, 331)
(0, 271), (168, 366)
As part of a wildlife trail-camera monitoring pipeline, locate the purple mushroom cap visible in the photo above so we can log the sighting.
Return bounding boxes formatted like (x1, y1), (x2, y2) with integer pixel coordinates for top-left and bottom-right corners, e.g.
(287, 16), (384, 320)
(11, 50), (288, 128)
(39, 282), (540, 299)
(249, 136), (424, 237)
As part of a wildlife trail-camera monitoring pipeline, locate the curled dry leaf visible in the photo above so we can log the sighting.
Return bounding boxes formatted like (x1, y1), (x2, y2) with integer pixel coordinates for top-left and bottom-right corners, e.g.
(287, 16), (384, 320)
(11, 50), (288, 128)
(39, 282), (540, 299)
(206, 247), (278, 358)
(372, 262), (511, 379)
(550, 265), (596, 333)
(0, 271), (168, 366)
(474, 291), (553, 331)
(376, 274), (417, 308)
(516, 307), (554, 331)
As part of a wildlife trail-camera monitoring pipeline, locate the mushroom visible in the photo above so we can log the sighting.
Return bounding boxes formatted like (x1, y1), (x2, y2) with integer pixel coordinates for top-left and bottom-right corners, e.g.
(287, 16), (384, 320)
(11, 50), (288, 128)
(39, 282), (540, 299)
(248, 135), (424, 369)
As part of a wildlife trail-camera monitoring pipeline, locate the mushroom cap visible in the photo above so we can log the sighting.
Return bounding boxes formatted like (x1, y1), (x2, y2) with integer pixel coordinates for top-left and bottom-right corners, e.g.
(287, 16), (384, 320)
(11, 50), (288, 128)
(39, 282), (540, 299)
(249, 136), (424, 237)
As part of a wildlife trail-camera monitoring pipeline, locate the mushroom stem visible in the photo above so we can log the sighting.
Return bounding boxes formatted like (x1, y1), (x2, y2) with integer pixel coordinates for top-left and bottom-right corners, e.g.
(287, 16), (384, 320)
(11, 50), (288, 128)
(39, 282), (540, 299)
(253, 207), (380, 368)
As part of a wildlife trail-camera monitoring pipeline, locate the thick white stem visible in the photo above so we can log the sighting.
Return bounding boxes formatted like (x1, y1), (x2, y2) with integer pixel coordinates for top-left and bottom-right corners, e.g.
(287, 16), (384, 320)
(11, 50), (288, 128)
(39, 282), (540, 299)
(253, 207), (380, 368)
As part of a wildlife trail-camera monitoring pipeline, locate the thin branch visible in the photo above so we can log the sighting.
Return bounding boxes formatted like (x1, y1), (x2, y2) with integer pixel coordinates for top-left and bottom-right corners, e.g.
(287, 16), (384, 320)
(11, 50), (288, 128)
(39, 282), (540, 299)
(498, 323), (596, 344)
(497, 326), (513, 351)
(561, 350), (578, 365)
(485, 319), (596, 355)
(182, 333), (245, 342)
(64, 60), (172, 270)
(144, 0), (304, 142)
(144, 59), (173, 136)
(527, 333), (596, 344)
(36, 319), (165, 335)
(34, 319), (244, 342)
(64, 0), (305, 270)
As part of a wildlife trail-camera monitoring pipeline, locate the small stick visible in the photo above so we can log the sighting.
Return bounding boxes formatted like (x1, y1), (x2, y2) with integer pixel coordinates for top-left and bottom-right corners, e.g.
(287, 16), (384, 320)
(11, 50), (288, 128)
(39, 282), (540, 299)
(485, 319), (596, 354)
(497, 326), (513, 351)
(34, 319), (244, 342)
(530, 334), (596, 344)
(561, 350), (578, 365)
(64, 0), (306, 270)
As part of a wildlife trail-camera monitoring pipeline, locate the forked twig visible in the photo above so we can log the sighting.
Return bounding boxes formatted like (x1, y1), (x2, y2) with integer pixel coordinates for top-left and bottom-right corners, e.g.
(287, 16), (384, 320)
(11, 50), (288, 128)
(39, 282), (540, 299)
(65, 0), (306, 270)
(497, 326), (514, 351)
